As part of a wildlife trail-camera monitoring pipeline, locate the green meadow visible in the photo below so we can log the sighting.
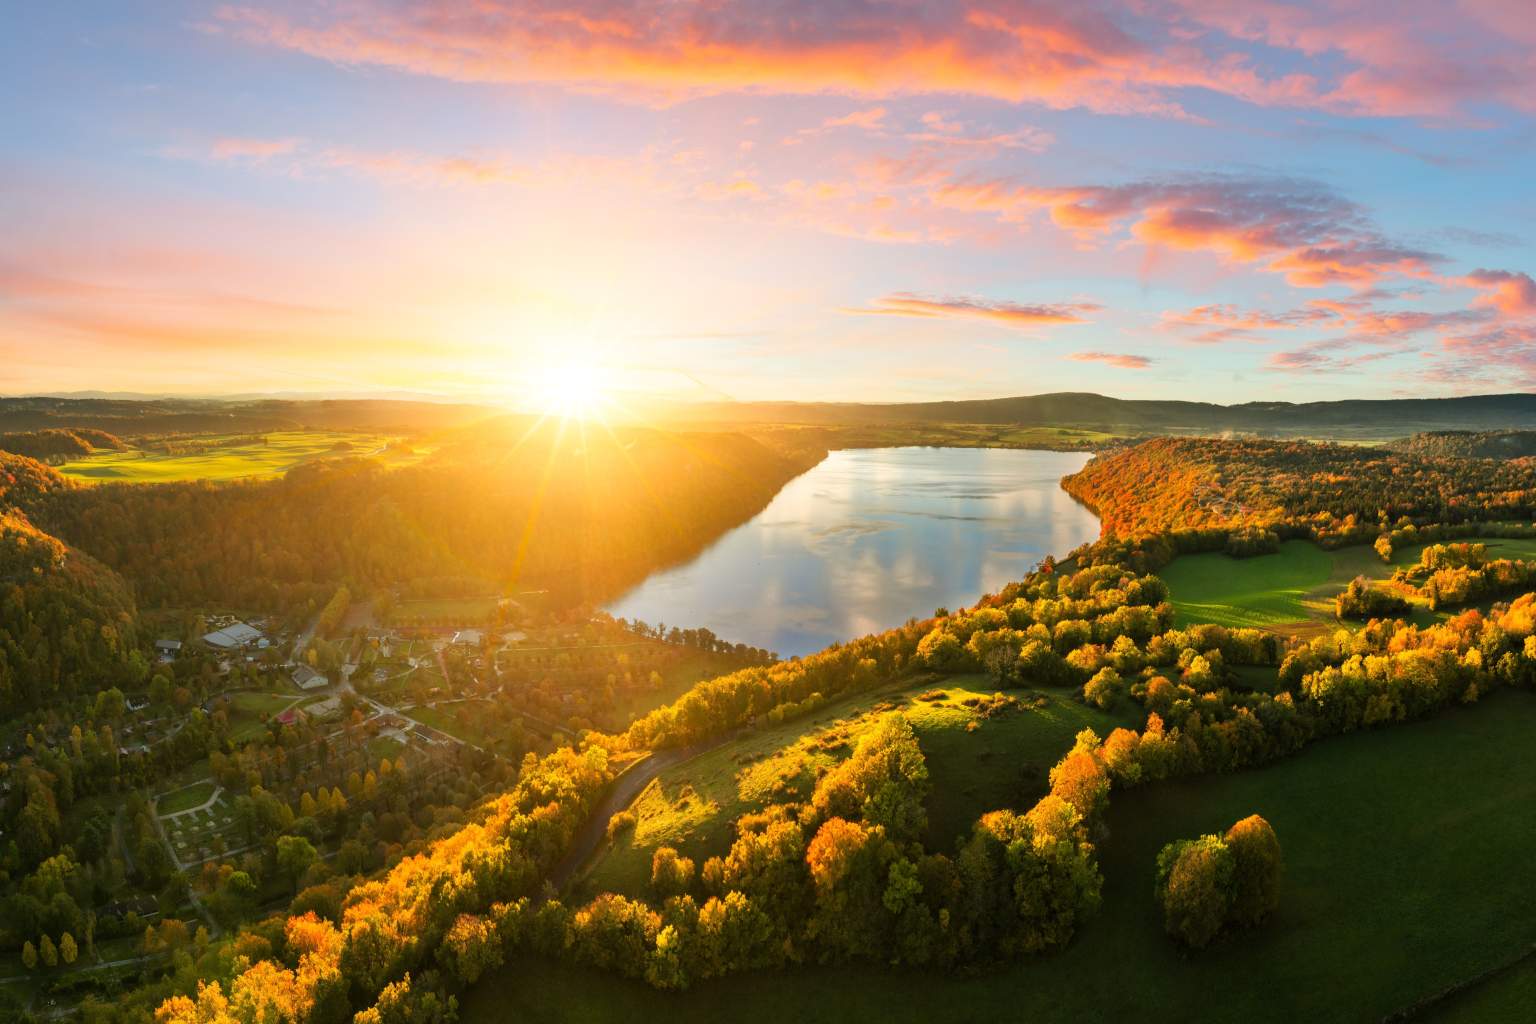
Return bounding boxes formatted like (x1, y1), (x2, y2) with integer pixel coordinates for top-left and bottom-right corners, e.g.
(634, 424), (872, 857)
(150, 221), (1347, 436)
(467, 688), (1536, 1024)
(581, 676), (1139, 899)
(1158, 535), (1536, 632)
(155, 780), (216, 815)
(55, 430), (430, 483)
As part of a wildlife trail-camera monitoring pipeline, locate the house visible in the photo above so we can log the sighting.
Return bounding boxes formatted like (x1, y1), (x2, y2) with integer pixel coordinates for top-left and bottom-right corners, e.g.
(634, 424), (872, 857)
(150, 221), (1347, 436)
(306, 695), (345, 721)
(202, 622), (264, 649)
(275, 706), (306, 727)
(292, 665), (328, 691)
(154, 639), (182, 663)
(451, 629), (484, 647)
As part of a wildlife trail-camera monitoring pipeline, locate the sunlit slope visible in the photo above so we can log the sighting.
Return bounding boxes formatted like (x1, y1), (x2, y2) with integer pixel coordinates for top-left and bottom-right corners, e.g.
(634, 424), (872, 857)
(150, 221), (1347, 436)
(468, 689), (1536, 1024)
(54, 430), (428, 483)
(0, 452), (142, 714)
(582, 675), (1139, 897)
(31, 419), (826, 609)
(1159, 536), (1536, 631)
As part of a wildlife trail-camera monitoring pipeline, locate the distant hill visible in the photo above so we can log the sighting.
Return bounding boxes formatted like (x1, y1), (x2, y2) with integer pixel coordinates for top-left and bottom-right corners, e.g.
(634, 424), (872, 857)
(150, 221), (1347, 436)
(657, 392), (1536, 438)
(0, 396), (501, 436)
(1386, 429), (1536, 460)
(7, 391), (1536, 441)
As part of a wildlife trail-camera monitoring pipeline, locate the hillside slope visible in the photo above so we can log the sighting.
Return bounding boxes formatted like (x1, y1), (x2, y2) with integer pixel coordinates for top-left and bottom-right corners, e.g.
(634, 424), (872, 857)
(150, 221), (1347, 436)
(30, 421), (826, 610)
(1387, 429), (1536, 460)
(0, 453), (143, 713)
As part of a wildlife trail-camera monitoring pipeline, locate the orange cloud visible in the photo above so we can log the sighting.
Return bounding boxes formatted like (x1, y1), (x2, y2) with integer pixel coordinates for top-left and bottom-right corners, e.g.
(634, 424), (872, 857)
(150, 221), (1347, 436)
(1068, 351), (1151, 369)
(210, 1), (1536, 120)
(1464, 269), (1536, 317)
(850, 292), (1099, 328)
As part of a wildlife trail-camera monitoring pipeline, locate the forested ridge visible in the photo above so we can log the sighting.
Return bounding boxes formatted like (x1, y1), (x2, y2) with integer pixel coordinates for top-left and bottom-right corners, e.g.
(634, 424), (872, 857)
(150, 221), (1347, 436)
(1387, 429), (1536, 461)
(27, 423), (825, 612)
(0, 429), (126, 463)
(1063, 436), (1536, 541)
(0, 453), (144, 714)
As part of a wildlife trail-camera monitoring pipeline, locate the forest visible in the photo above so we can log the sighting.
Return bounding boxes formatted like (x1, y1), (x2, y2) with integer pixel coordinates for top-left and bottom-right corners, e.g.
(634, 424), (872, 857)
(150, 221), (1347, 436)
(8, 429), (1536, 1021)
(20, 420), (824, 612)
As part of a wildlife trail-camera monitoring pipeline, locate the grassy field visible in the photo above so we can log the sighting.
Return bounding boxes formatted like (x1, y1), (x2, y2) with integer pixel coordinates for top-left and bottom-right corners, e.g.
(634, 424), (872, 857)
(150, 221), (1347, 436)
(582, 676), (1138, 898)
(1159, 535), (1536, 633)
(466, 688), (1536, 1024)
(54, 430), (429, 483)
(156, 780), (216, 815)
(1424, 956), (1536, 1022)
(223, 691), (304, 742)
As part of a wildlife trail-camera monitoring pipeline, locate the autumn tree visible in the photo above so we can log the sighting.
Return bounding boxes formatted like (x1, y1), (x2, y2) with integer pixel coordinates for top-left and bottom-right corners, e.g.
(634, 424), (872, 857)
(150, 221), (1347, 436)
(1156, 835), (1233, 948)
(650, 847), (696, 899)
(1224, 815), (1283, 927)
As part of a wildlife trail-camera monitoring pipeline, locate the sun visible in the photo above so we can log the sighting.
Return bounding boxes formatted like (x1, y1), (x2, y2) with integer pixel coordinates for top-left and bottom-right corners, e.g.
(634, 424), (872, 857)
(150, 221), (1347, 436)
(533, 363), (609, 420)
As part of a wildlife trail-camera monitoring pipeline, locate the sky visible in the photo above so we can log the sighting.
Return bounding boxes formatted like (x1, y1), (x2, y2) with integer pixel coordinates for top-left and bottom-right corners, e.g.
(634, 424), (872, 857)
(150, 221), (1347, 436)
(1, 1), (1534, 405)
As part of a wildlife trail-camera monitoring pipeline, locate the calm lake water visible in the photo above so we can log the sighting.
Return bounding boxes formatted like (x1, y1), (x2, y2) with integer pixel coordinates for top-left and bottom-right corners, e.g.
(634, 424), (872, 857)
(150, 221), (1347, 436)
(606, 447), (1101, 658)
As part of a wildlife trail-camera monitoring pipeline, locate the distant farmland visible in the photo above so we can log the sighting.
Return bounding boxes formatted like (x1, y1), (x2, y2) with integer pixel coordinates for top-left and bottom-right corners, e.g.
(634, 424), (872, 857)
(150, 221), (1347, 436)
(54, 430), (431, 483)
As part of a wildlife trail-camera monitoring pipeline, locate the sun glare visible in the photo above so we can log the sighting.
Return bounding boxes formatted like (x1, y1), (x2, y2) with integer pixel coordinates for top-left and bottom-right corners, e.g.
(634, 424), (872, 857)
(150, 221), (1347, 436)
(534, 363), (609, 420)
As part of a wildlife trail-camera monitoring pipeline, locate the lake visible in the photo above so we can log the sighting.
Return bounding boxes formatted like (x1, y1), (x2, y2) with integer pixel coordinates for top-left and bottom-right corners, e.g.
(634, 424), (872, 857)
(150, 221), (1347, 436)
(606, 447), (1101, 657)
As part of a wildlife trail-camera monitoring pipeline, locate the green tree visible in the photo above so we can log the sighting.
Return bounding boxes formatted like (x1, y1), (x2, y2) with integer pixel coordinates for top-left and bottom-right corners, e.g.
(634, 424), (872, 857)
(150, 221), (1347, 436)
(39, 934), (57, 967)
(1224, 814), (1283, 927)
(21, 941), (36, 970)
(93, 687), (126, 723)
(59, 932), (77, 965)
(276, 834), (318, 892)
(1156, 835), (1234, 948)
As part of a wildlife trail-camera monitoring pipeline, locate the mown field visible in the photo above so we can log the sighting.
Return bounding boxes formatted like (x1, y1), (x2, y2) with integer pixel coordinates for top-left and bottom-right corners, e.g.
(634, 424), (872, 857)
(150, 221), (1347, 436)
(155, 780), (217, 815)
(54, 430), (429, 483)
(467, 688), (1536, 1024)
(581, 675), (1140, 898)
(1158, 535), (1536, 632)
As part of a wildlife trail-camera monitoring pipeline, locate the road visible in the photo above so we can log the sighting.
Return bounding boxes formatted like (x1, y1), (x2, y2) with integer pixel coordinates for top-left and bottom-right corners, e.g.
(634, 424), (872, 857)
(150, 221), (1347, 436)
(545, 739), (729, 893)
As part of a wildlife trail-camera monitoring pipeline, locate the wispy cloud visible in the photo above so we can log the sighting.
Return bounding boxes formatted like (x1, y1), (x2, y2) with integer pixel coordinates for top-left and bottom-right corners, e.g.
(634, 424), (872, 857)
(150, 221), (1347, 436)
(848, 292), (1099, 328)
(1068, 351), (1151, 369)
(210, 0), (1536, 120)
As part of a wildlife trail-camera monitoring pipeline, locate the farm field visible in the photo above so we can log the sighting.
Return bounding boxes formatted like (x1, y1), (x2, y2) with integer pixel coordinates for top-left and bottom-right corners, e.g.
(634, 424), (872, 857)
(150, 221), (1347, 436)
(54, 430), (430, 483)
(1158, 535), (1536, 632)
(468, 688), (1536, 1024)
(581, 675), (1139, 898)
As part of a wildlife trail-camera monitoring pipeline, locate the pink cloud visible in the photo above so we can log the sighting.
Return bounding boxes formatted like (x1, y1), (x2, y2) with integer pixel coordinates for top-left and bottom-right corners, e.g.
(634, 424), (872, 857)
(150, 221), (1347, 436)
(1170, 0), (1536, 119)
(1159, 302), (1335, 343)
(1428, 323), (1536, 390)
(1069, 351), (1151, 369)
(850, 292), (1099, 327)
(208, 1), (1536, 121)
(1464, 268), (1536, 317)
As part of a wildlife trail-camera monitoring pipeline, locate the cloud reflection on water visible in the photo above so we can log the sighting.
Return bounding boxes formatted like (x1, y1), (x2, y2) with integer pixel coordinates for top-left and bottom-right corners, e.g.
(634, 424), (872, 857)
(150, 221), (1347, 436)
(606, 447), (1100, 657)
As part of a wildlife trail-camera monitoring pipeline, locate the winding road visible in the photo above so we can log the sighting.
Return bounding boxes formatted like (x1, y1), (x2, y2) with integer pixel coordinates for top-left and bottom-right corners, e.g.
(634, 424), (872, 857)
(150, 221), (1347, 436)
(545, 743), (714, 893)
